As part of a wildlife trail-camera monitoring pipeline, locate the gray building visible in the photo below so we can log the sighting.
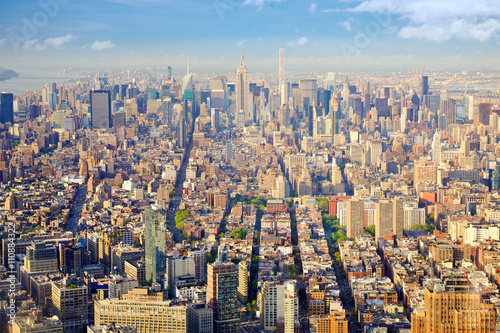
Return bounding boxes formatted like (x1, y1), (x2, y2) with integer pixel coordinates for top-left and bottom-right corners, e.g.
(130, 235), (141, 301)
(90, 90), (111, 129)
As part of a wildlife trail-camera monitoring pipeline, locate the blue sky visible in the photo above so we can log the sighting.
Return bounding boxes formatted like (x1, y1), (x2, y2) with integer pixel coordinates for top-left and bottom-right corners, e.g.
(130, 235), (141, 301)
(0, 0), (499, 73)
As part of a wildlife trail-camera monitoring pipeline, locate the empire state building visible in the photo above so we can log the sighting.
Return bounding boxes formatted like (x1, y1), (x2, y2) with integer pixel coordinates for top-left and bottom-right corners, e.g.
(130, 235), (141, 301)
(235, 52), (250, 127)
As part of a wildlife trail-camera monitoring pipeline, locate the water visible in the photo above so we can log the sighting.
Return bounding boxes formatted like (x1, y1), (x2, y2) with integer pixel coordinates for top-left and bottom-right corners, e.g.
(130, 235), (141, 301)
(0, 69), (81, 96)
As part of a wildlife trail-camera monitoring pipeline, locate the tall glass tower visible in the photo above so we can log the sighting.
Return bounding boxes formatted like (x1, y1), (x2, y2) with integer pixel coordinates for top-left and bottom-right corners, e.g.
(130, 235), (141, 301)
(145, 205), (167, 285)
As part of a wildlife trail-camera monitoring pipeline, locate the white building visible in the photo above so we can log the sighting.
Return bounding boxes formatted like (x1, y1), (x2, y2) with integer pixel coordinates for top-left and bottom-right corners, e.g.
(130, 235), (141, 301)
(463, 225), (500, 244)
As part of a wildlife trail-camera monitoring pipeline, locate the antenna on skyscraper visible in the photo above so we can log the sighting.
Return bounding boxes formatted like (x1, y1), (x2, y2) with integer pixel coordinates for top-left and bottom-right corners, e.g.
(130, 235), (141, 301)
(187, 58), (190, 75)
(241, 49), (244, 66)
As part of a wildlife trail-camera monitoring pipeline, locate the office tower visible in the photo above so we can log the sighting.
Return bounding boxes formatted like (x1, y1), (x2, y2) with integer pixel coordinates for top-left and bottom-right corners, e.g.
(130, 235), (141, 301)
(260, 281), (285, 331)
(90, 90), (111, 129)
(108, 274), (139, 299)
(341, 75), (349, 107)
(189, 249), (207, 283)
(207, 261), (239, 333)
(94, 288), (186, 332)
(374, 97), (389, 118)
(24, 242), (58, 273)
(421, 75), (429, 96)
(188, 303), (214, 333)
(411, 278), (495, 333)
(368, 140), (383, 166)
(331, 161), (344, 194)
(211, 108), (220, 131)
(99, 229), (130, 273)
(111, 246), (144, 274)
(59, 243), (83, 277)
(316, 315), (348, 333)
(51, 275), (88, 332)
(478, 102), (492, 125)
(439, 98), (457, 125)
(465, 95), (474, 120)
(279, 48), (285, 84)
(299, 79), (317, 110)
(235, 52), (250, 127)
(226, 141), (233, 160)
(167, 66), (173, 79)
(145, 205), (168, 284)
(237, 260), (248, 305)
(283, 282), (298, 333)
(414, 160), (438, 185)
(124, 260), (146, 286)
(166, 252), (195, 297)
(318, 89), (331, 115)
(346, 200), (364, 238)
(280, 81), (290, 107)
(0, 92), (14, 124)
(272, 175), (290, 199)
(326, 72), (335, 90)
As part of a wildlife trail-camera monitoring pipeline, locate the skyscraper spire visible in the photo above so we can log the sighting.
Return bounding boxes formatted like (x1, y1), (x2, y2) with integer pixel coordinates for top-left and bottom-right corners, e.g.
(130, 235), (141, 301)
(187, 58), (190, 75)
(241, 49), (245, 66)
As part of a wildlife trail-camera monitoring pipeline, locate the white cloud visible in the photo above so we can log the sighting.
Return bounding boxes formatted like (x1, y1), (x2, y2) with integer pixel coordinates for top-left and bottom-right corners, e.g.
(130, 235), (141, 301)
(0, 38), (6, 47)
(308, 3), (317, 14)
(320, 8), (342, 13)
(241, 0), (285, 8)
(287, 36), (308, 47)
(22, 39), (47, 51)
(44, 34), (76, 48)
(236, 39), (246, 47)
(20, 34), (76, 51)
(90, 40), (116, 50)
(339, 20), (353, 31)
(348, 0), (500, 42)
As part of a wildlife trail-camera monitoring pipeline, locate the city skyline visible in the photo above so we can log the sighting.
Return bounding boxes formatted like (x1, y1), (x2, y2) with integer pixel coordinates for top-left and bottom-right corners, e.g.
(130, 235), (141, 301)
(0, 0), (499, 72)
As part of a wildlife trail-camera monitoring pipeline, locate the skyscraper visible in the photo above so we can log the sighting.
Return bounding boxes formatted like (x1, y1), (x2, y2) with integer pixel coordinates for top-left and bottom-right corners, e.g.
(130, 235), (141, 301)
(478, 102), (492, 125)
(0, 92), (14, 124)
(145, 205), (168, 284)
(207, 261), (239, 333)
(439, 98), (457, 125)
(421, 75), (429, 96)
(299, 79), (317, 110)
(90, 90), (111, 129)
(346, 200), (364, 239)
(235, 52), (250, 127)
(279, 48), (285, 85)
(411, 277), (495, 333)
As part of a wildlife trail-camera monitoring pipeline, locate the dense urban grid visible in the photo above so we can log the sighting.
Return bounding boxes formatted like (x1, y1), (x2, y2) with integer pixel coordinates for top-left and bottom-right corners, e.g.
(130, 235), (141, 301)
(0, 49), (500, 333)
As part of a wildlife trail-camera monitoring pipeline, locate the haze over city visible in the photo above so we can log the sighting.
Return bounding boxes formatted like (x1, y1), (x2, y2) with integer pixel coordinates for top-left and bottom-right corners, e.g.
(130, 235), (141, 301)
(1, 1), (500, 333)
(1, 0), (500, 72)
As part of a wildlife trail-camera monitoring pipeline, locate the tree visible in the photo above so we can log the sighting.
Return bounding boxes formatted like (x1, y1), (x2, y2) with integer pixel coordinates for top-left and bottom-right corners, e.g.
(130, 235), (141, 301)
(317, 198), (329, 213)
(230, 227), (247, 240)
(365, 225), (375, 237)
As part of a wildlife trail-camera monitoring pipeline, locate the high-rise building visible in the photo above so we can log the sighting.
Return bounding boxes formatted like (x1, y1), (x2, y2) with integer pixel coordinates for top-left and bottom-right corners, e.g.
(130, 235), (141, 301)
(145, 205), (168, 285)
(90, 90), (111, 129)
(12, 311), (63, 333)
(166, 252), (195, 297)
(411, 277), (495, 333)
(260, 281), (285, 331)
(0, 92), (14, 124)
(346, 200), (364, 239)
(375, 199), (404, 240)
(478, 102), (492, 125)
(414, 160), (438, 185)
(187, 303), (214, 333)
(279, 48), (285, 85)
(211, 108), (220, 131)
(421, 75), (429, 97)
(299, 79), (317, 110)
(207, 261), (239, 333)
(237, 260), (248, 305)
(439, 98), (457, 125)
(51, 275), (88, 332)
(94, 288), (186, 333)
(316, 315), (348, 333)
(235, 52), (250, 127)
